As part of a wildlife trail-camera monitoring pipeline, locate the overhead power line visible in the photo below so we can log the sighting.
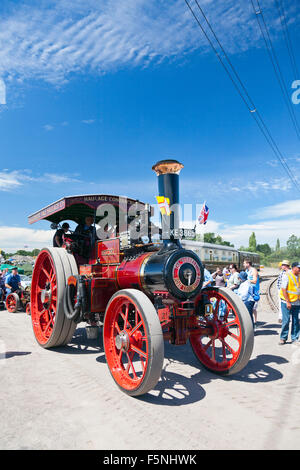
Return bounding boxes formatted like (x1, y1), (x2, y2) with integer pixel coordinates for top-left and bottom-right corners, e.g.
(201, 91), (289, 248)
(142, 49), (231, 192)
(183, 0), (300, 195)
(250, 0), (300, 141)
(274, 0), (300, 81)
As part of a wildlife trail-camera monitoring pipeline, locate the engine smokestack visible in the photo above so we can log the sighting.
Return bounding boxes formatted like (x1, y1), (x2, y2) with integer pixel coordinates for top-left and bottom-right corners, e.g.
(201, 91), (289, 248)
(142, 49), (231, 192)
(152, 159), (184, 248)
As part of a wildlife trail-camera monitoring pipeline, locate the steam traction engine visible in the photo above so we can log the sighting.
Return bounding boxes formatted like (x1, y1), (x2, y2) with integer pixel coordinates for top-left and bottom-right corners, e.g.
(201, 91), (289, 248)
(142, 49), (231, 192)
(28, 160), (253, 396)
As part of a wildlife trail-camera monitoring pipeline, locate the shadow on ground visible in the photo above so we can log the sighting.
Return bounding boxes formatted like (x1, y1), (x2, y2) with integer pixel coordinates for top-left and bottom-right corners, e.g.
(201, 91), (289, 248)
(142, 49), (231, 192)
(48, 324), (289, 406)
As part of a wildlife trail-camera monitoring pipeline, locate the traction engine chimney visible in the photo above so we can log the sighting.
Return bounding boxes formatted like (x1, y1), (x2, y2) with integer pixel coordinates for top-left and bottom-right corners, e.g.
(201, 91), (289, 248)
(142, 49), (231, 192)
(152, 159), (184, 249)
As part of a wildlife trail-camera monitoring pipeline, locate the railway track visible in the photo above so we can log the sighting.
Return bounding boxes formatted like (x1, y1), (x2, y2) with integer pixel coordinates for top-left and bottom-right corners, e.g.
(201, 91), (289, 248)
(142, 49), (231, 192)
(266, 276), (278, 312)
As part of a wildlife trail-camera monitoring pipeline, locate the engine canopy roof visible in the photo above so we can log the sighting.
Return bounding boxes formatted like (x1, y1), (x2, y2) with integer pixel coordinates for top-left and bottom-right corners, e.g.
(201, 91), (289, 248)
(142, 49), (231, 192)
(28, 194), (148, 225)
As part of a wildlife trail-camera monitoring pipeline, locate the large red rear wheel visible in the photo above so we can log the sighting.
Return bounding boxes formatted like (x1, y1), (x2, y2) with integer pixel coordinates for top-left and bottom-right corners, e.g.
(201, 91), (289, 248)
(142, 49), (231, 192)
(6, 293), (19, 313)
(190, 287), (254, 375)
(31, 248), (78, 348)
(103, 289), (164, 396)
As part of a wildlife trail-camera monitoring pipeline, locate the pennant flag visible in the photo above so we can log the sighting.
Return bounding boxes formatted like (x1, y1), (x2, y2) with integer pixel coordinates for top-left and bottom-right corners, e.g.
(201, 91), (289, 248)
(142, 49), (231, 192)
(198, 201), (209, 225)
(156, 196), (171, 216)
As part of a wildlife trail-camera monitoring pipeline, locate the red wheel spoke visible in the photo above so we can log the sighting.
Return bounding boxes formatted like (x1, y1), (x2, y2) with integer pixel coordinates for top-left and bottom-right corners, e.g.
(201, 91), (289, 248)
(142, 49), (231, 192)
(141, 358), (146, 372)
(124, 304), (129, 327)
(38, 308), (47, 318)
(226, 319), (238, 327)
(228, 330), (240, 341)
(114, 322), (121, 334)
(203, 339), (212, 351)
(129, 320), (143, 337)
(42, 267), (50, 279)
(125, 351), (134, 372)
(211, 340), (216, 361)
(120, 304), (130, 329)
(130, 344), (147, 359)
(221, 339), (226, 360)
(126, 352), (137, 379)
(44, 319), (53, 336)
(222, 339), (235, 355)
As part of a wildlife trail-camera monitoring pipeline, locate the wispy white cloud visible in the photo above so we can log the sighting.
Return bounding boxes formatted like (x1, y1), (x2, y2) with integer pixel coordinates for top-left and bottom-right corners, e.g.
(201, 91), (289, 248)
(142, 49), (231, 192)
(180, 175), (295, 201)
(0, 0), (289, 86)
(43, 124), (54, 131)
(0, 169), (81, 191)
(252, 199), (300, 219)
(82, 119), (96, 124)
(0, 226), (52, 251)
(219, 218), (300, 248)
(43, 173), (81, 184)
(0, 170), (24, 190)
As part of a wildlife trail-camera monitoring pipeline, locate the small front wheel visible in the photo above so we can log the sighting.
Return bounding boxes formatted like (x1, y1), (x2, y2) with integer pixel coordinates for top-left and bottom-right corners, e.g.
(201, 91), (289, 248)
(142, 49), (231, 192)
(103, 289), (164, 396)
(190, 287), (254, 375)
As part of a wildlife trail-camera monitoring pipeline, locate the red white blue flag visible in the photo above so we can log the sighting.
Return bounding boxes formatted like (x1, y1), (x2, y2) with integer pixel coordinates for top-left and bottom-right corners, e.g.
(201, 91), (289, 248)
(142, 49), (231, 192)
(198, 201), (209, 225)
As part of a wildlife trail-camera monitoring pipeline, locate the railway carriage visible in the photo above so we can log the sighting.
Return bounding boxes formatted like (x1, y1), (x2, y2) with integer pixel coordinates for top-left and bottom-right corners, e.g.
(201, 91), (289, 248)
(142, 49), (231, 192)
(28, 160), (254, 396)
(181, 241), (260, 272)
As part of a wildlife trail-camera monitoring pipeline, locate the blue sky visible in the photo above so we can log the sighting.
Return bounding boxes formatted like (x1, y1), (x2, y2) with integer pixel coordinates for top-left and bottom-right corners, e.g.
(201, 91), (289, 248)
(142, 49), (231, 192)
(0, 0), (300, 251)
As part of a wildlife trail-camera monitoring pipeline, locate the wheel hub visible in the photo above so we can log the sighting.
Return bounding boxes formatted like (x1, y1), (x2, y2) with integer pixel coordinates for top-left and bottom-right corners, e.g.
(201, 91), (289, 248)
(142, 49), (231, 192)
(115, 331), (130, 352)
(41, 284), (51, 306)
(207, 319), (229, 340)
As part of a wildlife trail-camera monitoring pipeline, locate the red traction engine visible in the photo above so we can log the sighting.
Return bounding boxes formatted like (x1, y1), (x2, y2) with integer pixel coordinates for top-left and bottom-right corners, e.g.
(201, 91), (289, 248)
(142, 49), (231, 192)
(6, 288), (31, 314)
(28, 160), (254, 396)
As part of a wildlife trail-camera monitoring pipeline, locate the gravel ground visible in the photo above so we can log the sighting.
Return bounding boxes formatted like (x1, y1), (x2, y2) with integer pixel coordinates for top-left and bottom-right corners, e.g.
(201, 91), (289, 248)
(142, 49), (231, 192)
(0, 269), (299, 450)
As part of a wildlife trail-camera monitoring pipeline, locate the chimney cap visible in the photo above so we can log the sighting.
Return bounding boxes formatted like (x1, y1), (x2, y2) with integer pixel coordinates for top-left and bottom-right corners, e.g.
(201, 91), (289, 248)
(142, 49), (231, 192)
(152, 159), (184, 176)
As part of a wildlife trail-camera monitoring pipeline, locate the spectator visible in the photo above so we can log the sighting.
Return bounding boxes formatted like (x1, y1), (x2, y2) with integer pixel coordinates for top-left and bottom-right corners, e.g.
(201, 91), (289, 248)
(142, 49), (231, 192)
(277, 260), (290, 324)
(0, 271), (6, 300)
(227, 264), (241, 291)
(3, 268), (9, 281)
(236, 271), (255, 328)
(278, 261), (300, 345)
(5, 267), (22, 297)
(243, 258), (260, 325)
(212, 267), (226, 287)
(243, 259), (260, 292)
(222, 265), (230, 279)
(202, 264), (213, 288)
(53, 223), (70, 247)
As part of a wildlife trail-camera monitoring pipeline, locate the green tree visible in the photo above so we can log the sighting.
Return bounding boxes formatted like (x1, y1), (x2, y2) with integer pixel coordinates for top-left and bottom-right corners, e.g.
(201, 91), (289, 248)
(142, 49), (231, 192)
(248, 232), (257, 252)
(275, 238), (280, 252)
(203, 232), (234, 247)
(286, 234), (300, 258)
(16, 250), (30, 256)
(256, 243), (272, 256)
(203, 232), (217, 244)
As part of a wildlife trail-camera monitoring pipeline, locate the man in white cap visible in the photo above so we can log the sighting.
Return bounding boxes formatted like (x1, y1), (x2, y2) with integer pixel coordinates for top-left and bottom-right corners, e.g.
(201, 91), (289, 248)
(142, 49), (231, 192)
(277, 260), (290, 324)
